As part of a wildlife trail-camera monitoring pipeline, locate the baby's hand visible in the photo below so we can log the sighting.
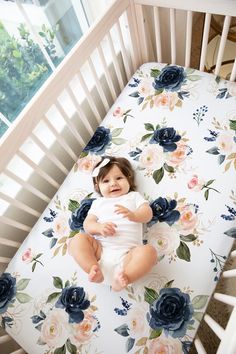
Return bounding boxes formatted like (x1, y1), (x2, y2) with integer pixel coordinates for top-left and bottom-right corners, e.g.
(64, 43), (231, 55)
(99, 222), (117, 237)
(115, 204), (135, 222)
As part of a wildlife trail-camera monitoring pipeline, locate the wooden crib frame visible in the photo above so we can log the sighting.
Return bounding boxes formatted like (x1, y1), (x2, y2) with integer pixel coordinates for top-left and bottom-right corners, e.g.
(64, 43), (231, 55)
(0, 0), (236, 353)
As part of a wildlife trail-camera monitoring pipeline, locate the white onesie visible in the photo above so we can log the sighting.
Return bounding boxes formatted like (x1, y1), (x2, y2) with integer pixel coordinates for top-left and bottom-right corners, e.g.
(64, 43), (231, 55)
(88, 191), (148, 284)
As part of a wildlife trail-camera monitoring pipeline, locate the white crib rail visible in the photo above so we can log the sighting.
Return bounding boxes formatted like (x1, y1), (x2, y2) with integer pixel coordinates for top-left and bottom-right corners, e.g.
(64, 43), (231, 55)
(193, 248), (236, 354)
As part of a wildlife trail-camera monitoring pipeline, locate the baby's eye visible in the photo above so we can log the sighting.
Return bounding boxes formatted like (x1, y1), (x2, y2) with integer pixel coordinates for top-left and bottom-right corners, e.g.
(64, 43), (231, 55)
(117, 176), (123, 180)
(102, 179), (109, 183)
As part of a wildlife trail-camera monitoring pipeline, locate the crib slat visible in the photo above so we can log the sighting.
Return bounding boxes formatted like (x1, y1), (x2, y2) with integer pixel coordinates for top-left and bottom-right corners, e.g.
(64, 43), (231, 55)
(0, 256), (11, 265)
(185, 11), (193, 67)
(98, 44), (117, 101)
(0, 236), (21, 248)
(204, 314), (224, 339)
(135, 4), (149, 63)
(199, 13), (211, 71)
(215, 15), (231, 76)
(17, 150), (60, 189)
(217, 307), (236, 354)
(11, 349), (26, 354)
(30, 134), (69, 175)
(194, 335), (207, 354)
(116, 19), (132, 80)
(88, 58), (110, 111)
(4, 169), (50, 203)
(0, 215), (31, 233)
(0, 192), (40, 218)
(222, 269), (236, 278)
(0, 334), (12, 344)
(170, 8), (176, 65)
(42, 117), (77, 162)
(125, 5), (141, 71)
(54, 101), (87, 147)
(154, 6), (162, 62)
(77, 70), (102, 124)
(66, 85), (94, 137)
(214, 293), (236, 306)
(107, 31), (125, 91)
(231, 249), (236, 258)
(230, 59), (236, 82)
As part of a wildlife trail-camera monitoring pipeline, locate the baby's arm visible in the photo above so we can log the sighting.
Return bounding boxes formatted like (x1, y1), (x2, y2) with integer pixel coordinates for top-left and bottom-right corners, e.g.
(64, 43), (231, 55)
(83, 214), (117, 236)
(115, 202), (153, 223)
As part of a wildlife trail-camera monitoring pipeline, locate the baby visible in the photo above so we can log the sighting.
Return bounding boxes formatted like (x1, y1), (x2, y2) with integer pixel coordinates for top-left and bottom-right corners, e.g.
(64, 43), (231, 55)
(69, 156), (157, 291)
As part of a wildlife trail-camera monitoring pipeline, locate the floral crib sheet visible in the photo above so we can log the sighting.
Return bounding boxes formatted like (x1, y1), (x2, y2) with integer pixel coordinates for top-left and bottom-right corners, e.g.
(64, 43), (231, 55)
(1, 63), (236, 354)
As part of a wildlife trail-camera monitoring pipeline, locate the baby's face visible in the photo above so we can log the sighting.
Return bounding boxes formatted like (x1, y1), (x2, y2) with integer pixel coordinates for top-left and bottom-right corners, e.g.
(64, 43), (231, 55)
(98, 165), (130, 198)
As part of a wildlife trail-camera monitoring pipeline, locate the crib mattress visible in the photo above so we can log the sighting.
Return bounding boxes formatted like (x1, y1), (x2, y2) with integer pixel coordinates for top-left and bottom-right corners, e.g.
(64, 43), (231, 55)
(1, 63), (236, 354)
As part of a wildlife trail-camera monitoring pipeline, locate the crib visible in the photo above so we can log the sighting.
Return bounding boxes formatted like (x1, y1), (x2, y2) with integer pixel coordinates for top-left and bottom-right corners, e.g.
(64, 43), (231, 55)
(0, 0), (236, 353)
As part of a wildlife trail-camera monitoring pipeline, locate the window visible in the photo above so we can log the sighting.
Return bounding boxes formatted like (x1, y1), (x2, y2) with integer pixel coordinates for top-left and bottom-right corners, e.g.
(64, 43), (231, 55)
(0, 0), (113, 138)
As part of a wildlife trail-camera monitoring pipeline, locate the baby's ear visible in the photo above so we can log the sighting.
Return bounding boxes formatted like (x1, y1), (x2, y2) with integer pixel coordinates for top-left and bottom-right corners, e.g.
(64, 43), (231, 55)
(94, 183), (99, 193)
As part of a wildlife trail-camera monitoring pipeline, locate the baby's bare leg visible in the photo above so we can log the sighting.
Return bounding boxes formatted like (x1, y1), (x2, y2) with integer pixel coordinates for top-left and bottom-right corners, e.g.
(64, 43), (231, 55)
(112, 245), (157, 291)
(69, 233), (103, 283)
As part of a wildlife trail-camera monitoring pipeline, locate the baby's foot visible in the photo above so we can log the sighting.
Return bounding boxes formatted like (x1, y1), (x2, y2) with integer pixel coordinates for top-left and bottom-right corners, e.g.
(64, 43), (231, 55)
(88, 265), (104, 283)
(112, 271), (129, 292)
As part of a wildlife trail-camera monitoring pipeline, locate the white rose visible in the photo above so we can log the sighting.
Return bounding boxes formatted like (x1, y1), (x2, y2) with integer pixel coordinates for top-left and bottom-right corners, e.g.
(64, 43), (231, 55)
(126, 304), (149, 338)
(40, 308), (70, 349)
(148, 223), (180, 256)
(139, 145), (165, 171)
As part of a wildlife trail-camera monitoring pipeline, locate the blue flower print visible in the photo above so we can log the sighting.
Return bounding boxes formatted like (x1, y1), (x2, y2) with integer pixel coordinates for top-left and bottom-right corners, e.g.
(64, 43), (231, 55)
(0, 273), (17, 314)
(148, 197), (180, 226)
(55, 286), (90, 323)
(83, 126), (112, 154)
(148, 287), (194, 338)
(153, 65), (187, 92)
(150, 127), (181, 152)
(69, 198), (95, 232)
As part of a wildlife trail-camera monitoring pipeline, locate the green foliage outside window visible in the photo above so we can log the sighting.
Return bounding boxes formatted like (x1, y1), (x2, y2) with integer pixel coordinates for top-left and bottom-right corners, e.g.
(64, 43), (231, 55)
(0, 22), (60, 134)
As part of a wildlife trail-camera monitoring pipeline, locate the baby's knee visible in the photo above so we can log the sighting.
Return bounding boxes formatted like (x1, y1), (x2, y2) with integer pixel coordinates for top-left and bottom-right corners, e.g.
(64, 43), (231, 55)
(145, 244), (157, 265)
(68, 233), (80, 255)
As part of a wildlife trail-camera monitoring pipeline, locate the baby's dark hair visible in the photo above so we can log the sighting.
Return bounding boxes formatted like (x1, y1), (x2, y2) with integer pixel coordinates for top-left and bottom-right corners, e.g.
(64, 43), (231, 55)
(92, 156), (136, 194)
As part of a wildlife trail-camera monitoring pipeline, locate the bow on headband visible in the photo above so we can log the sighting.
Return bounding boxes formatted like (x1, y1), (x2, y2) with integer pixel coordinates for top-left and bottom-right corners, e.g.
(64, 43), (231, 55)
(92, 158), (110, 177)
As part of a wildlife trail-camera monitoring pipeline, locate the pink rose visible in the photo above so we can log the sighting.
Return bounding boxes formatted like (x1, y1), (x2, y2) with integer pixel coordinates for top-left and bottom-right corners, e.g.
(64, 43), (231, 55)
(113, 107), (123, 117)
(179, 205), (198, 234)
(77, 155), (101, 173)
(149, 335), (182, 354)
(154, 92), (178, 111)
(22, 248), (33, 263)
(168, 143), (188, 167)
(70, 311), (97, 345)
(187, 174), (204, 192)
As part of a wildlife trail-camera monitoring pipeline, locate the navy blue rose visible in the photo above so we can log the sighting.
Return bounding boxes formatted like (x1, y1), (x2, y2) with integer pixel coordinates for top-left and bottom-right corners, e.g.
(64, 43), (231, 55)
(69, 198), (95, 231)
(148, 197), (180, 226)
(83, 126), (111, 154)
(55, 286), (90, 323)
(150, 127), (181, 152)
(149, 287), (194, 338)
(153, 65), (187, 92)
(0, 273), (17, 314)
